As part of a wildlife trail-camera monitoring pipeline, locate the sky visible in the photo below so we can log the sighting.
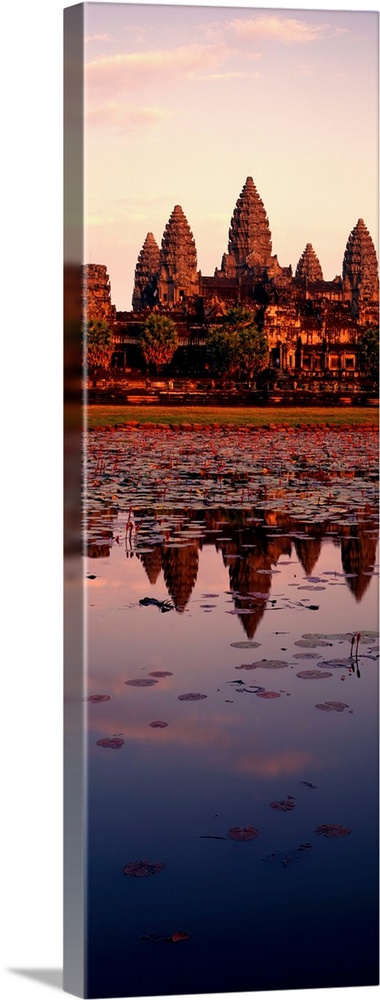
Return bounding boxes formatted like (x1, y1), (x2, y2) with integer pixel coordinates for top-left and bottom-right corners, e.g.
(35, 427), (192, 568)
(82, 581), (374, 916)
(83, 2), (379, 311)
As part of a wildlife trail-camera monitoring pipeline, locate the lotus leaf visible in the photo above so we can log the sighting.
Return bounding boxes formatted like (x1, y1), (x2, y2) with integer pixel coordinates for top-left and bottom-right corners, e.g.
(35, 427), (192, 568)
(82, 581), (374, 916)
(125, 679), (158, 687)
(83, 695), (110, 703)
(228, 826), (259, 841)
(315, 825), (351, 838)
(270, 797), (296, 811)
(123, 860), (165, 877)
(148, 671), (173, 677)
(178, 692), (207, 701)
(296, 670), (333, 679)
(96, 737), (124, 748)
(256, 691), (281, 698)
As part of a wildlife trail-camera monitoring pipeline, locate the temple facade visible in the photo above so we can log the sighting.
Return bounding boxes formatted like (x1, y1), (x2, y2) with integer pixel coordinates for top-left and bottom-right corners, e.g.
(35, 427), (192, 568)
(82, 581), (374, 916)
(83, 177), (379, 379)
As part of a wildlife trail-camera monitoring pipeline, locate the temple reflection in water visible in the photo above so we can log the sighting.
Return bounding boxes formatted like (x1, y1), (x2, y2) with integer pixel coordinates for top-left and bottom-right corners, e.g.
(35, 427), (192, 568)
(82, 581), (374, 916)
(86, 505), (378, 638)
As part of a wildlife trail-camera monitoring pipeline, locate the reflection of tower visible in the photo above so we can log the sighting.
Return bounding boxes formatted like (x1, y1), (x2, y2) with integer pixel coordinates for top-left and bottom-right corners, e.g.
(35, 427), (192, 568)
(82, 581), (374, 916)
(341, 531), (378, 601)
(139, 546), (163, 585)
(228, 549), (269, 639)
(87, 543), (110, 559)
(162, 542), (199, 611)
(293, 535), (322, 576)
(226, 530), (291, 639)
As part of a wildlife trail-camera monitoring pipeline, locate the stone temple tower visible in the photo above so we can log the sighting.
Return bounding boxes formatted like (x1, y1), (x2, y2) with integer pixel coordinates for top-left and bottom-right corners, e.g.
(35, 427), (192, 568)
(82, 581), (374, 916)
(296, 243), (324, 283)
(158, 205), (199, 306)
(221, 177), (272, 276)
(343, 218), (379, 302)
(132, 232), (160, 312)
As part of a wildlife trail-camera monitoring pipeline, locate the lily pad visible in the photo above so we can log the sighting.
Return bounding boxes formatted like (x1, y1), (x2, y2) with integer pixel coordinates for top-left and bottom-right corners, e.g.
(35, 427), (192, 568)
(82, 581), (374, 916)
(123, 860), (165, 877)
(270, 796), (296, 811)
(292, 653), (320, 659)
(315, 824), (351, 838)
(125, 678), (158, 687)
(316, 658), (353, 669)
(296, 670), (333, 680)
(148, 671), (173, 677)
(96, 737), (124, 749)
(294, 639), (332, 648)
(83, 695), (110, 703)
(230, 641), (261, 649)
(316, 701), (349, 712)
(178, 692), (207, 701)
(237, 659), (288, 670)
(256, 690), (281, 699)
(228, 826), (259, 841)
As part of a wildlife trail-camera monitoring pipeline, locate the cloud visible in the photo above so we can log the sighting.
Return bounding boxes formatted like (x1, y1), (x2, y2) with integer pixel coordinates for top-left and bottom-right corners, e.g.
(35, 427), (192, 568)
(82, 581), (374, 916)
(86, 102), (169, 131)
(296, 63), (315, 77)
(227, 15), (332, 45)
(85, 42), (234, 92)
(235, 748), (315, 778)
(85, 33), (111, 43)
(202, 71), (246, 81)
(86, 215), (106, 228)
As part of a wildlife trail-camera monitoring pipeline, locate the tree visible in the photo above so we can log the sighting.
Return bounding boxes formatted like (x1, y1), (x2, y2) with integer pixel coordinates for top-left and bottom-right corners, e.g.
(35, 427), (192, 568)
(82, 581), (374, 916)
(82, 319), (114, 379)
(206, 307), (268, 378)
(140, 313), (178, 371)
(356, 327), (379, 383)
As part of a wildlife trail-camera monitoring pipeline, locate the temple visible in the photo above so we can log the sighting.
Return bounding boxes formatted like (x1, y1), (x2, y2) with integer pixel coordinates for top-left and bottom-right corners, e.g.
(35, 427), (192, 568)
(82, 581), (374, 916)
(83, 176), (379, 392)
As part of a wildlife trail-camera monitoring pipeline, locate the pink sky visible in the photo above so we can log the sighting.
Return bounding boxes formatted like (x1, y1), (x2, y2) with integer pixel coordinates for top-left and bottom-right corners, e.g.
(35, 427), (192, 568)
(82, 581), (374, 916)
(83, 2), (379, 310)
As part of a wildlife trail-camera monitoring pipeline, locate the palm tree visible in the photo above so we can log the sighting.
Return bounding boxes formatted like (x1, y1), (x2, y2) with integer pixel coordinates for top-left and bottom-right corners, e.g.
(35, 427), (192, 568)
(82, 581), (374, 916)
(82, 319), (114, 383)
(139, 313), (178, 371)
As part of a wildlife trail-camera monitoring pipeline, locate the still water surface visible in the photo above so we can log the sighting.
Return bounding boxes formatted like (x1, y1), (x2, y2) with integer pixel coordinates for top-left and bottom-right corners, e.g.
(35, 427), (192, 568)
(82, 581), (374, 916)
(84, 428), (378, 998)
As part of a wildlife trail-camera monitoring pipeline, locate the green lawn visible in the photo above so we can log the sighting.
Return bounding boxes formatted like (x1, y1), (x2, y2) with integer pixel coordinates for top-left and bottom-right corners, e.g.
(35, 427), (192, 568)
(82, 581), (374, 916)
(85, 404), (379, 430)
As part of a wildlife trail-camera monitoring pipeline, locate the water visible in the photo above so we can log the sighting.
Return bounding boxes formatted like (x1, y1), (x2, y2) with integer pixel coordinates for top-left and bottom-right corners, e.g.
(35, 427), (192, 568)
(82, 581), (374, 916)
(83, 427), (378, 997)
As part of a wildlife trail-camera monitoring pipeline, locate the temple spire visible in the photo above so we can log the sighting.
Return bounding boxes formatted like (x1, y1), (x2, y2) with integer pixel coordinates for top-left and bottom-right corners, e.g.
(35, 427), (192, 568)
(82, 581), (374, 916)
(132, 232), (160, 311)
(227, 177), (272, 270)
(296, 243), (323, 282)
(342, 218), (379, 300)
(159, 205), (198, 306)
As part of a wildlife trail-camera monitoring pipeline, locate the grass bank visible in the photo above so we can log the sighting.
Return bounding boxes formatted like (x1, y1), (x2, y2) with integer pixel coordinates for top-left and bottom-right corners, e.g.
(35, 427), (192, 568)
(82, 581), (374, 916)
(86, 405), (378, 430)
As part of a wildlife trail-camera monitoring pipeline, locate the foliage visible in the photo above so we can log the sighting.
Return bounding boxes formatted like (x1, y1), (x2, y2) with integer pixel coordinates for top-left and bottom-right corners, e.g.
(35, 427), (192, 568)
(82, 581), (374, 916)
(356, 327), (379, 382)
(206, 307), (268, 377)
(140, 313), (178, 370)
(83, 319), (114, 374)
